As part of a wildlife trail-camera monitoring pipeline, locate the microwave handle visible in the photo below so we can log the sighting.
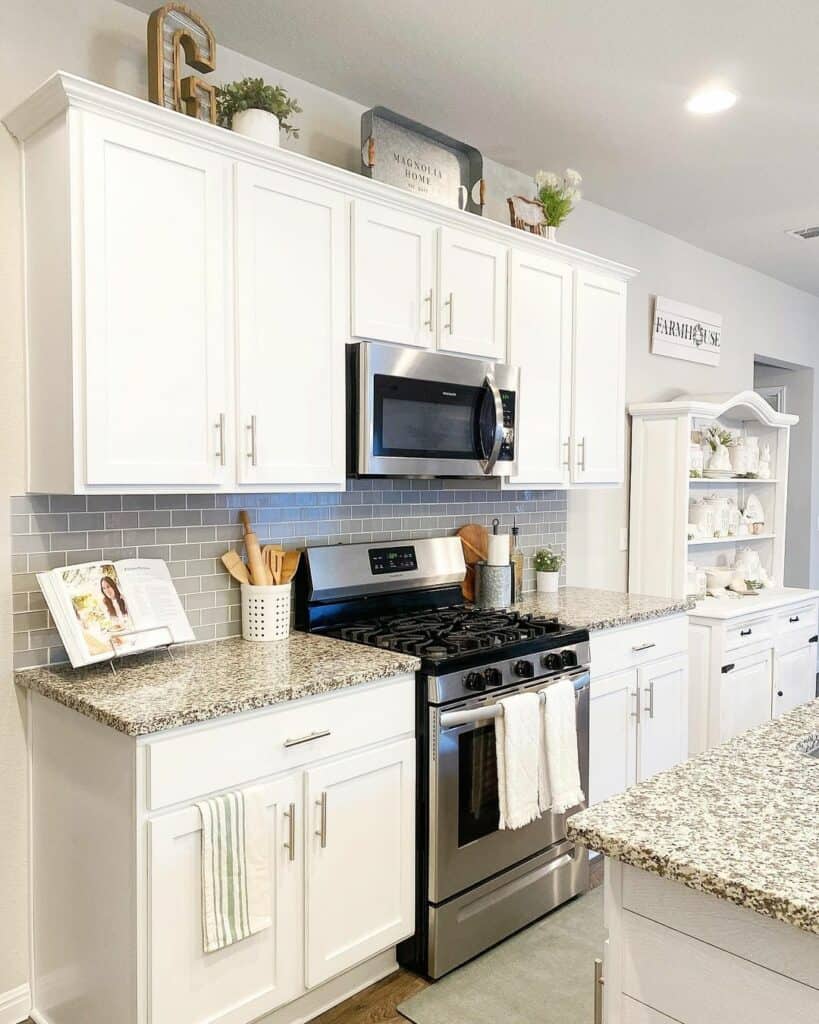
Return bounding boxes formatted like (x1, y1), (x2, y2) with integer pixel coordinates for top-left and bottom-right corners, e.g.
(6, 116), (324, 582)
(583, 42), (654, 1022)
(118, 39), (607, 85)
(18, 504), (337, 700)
(479, 373), (505, 475)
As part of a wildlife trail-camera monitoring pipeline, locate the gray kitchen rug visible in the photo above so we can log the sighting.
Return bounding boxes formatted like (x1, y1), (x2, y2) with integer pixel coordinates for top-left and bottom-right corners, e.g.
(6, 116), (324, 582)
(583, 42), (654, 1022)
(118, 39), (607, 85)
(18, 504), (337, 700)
(398, 887), (604, 1024)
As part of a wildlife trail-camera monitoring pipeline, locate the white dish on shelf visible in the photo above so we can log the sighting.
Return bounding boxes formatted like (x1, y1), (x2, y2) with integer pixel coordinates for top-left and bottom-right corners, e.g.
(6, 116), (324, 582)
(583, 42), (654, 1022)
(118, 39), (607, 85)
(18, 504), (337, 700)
(704, 469), (733, 479)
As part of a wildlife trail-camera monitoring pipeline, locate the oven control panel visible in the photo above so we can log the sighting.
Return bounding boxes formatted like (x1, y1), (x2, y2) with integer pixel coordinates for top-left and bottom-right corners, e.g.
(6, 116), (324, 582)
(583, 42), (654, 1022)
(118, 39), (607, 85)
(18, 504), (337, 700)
(369, 544), (418, 575)
(499, 390), (516, 462)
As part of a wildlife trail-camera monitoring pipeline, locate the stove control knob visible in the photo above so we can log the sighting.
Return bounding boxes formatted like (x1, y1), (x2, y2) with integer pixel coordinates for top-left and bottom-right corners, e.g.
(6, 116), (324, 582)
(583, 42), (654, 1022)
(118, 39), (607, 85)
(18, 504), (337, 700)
(484, 667), (503, 687)
(560, 649), (578, 669)
(542, 652), (562, 672)
(464, 671), (486, 691)
(513, 659), (534, 679)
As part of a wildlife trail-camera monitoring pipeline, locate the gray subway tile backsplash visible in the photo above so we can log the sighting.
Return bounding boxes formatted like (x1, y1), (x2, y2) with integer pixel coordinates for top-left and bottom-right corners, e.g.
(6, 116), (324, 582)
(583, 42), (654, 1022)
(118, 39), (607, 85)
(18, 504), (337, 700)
(11, 481), (567, 668)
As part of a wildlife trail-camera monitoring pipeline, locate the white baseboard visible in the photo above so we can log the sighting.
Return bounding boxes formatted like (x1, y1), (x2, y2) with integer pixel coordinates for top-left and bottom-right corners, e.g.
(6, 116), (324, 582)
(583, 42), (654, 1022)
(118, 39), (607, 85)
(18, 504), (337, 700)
(0, 983), (31, 1024)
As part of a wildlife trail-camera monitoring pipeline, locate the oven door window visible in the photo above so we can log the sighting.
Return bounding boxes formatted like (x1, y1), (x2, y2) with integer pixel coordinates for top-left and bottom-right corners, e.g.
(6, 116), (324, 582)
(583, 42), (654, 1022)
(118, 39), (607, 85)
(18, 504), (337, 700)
(373, 374), (483, 460)
(457, 722), (500, 846)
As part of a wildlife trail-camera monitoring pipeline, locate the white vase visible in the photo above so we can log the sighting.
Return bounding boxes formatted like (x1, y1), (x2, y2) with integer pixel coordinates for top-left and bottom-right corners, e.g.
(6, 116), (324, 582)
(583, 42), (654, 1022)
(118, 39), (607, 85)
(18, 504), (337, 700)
(544, 225), (557, 241)
(536, 571), (560, 593)
(232, 109), (281, 146)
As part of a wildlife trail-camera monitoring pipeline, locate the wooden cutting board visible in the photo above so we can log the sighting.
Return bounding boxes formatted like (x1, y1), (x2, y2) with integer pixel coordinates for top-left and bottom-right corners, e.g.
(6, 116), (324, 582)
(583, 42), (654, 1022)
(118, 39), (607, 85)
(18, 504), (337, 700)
(457, 524), (488, 602)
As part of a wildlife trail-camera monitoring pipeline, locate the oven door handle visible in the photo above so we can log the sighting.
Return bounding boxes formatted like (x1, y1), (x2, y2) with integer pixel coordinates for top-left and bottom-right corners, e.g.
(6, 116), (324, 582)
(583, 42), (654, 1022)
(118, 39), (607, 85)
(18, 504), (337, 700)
(439, 671), (589, 729)
(478, 373), (505, 476)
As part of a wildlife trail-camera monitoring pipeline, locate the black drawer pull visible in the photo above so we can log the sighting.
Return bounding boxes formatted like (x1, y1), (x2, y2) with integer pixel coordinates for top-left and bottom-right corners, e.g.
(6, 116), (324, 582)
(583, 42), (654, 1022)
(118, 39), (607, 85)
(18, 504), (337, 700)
(721, 663), (735, 673)
(789, 615), (800, 623)
(777, 690), (784, 698)
(810, 635), (818, 644)
(740, 628), (752, 637)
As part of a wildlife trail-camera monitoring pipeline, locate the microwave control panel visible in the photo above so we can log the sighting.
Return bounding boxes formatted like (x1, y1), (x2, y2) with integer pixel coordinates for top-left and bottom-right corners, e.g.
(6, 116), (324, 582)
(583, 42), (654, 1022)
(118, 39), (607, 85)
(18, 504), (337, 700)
(369, 545), (418, 575)
(499, 390), (516, 461)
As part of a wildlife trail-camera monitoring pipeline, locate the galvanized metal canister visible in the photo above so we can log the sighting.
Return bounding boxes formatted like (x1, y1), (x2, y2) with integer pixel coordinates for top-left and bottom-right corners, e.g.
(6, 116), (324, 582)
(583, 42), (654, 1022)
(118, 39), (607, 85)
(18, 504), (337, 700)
(474, 562), (512, 609)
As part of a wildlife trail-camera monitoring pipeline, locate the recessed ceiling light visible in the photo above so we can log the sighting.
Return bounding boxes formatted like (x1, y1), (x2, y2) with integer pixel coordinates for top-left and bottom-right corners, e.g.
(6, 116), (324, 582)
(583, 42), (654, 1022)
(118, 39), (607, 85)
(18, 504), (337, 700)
(685, 87), (738, 115)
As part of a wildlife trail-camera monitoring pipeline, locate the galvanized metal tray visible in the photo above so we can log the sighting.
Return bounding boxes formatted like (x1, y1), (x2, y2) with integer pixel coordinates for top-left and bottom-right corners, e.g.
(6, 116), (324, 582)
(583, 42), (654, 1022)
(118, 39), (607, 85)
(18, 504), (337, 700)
(361, 106), (485, 215)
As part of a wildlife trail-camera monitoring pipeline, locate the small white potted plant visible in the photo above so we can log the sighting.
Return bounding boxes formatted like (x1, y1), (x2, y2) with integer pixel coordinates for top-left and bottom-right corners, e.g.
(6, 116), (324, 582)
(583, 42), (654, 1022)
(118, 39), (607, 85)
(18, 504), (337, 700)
(533, 168), (582, 239)
(534, 547), (564, 593)
(216, 77), (302, 147)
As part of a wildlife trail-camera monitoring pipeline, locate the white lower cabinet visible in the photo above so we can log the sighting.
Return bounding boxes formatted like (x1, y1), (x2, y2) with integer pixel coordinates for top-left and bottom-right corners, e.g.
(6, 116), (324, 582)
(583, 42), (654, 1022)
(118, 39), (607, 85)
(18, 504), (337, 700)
(773, 640), (817, 717)
(305, 740), (415, 987)
(149, 774), (303, 1024)
(689, 594), (819, 753)
(718, 649), (772, 743)
(589, 617), (689, 806)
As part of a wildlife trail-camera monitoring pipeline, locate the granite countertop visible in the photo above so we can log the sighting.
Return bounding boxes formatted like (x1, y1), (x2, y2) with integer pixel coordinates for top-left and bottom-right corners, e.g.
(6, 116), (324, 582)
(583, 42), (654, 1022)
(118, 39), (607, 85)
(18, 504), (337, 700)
(568, 699), (819, 934)
(15, 634), (420, 737)
(512, 586), (694, 631)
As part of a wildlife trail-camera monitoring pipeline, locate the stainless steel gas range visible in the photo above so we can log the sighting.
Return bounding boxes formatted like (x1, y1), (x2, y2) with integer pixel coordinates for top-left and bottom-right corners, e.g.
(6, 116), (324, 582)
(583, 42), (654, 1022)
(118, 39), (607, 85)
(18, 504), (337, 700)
(295, 536), (590, 979)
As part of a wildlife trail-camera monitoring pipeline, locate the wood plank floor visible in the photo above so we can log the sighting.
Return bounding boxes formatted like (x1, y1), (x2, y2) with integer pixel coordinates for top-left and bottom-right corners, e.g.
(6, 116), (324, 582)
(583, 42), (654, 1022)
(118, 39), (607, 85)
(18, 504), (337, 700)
(22, 860), (603, 1024)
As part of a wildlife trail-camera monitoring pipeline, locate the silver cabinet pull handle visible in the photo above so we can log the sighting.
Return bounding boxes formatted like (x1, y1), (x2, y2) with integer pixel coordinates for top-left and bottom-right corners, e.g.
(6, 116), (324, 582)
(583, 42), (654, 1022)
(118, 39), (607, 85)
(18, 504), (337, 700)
(630, 687), (641, 725)
(562, 437), (571, 469)
(594, 959), (605, 1024)
(444, 291), (454, 334)
(424, 288), (434, 331)
(645, 680), (655, 719)
(246, 415), (258, 466)
(632, 641), (656, 653)
(577, 436), (587, 471)
(215, 413), (226, 466)
(284, 728), (331, 748)
(283, 802), (296, 861)
(315, 791), (328, 848)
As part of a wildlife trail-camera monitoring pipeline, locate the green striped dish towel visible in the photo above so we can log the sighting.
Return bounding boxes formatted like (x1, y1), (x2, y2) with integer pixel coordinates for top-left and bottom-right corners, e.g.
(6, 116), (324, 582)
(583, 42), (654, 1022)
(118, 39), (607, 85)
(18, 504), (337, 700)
(196, 786), (271, 954)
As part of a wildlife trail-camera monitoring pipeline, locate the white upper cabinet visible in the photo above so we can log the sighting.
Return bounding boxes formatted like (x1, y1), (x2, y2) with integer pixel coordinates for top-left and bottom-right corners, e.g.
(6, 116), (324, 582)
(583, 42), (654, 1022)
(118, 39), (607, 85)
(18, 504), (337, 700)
(235, 166), (347, 489)
(351, 201), (436, 348)
(571, 270), (628, 484)
(437, 227), (508, 359)
(7, 74), (636, 492)
(506, 250), (573, 487)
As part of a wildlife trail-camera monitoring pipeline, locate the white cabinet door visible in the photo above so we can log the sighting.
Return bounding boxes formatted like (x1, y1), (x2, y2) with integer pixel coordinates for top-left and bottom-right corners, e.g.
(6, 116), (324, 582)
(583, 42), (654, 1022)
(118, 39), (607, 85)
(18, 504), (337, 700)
(719, 649), (773, 743)
(148, 774), (303, 1024)
(773, 642), (817, 717)
(351, 201), (436, 348)
(571, 270), (627, 484)
(506, 250), (573, 487)
(589, 669), (638, 805)
(637, 654), (688, 782)
(235, 165), (347, 488)
(437, 227), (507, 359)
(82, 114), (232, 487)
(305, 738), (415, 988)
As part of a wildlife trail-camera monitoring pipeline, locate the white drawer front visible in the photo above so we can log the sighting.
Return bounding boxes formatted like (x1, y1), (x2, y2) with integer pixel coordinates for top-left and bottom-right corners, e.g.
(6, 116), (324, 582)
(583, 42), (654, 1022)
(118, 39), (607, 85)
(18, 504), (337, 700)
(776, 601), (818, 639)
(724, 614), (773, 652)
(145, 675), (415, 810)
(590, 615), (687, 678)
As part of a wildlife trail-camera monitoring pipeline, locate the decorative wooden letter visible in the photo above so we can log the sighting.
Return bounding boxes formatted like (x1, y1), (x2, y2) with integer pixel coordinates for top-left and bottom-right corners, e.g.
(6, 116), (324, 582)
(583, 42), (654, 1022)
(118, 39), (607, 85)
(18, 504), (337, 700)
(147, 4), (217, 123)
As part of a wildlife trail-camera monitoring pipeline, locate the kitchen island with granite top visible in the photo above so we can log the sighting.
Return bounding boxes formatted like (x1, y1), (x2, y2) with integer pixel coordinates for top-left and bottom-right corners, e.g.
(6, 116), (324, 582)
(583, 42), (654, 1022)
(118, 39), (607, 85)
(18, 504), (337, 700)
(568, 698), (819, 1023)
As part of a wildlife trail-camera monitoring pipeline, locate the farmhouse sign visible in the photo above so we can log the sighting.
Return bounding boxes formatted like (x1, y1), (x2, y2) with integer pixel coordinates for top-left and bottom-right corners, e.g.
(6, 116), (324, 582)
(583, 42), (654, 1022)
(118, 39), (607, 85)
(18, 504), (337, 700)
(651, 296), (722, 367)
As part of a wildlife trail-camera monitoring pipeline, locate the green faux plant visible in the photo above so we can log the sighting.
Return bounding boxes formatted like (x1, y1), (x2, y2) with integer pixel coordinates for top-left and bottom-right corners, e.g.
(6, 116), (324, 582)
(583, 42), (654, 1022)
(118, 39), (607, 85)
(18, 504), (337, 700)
(533, 548), (564, 573)
(533, 168), (582, 227)
(216, 77), (302, 137)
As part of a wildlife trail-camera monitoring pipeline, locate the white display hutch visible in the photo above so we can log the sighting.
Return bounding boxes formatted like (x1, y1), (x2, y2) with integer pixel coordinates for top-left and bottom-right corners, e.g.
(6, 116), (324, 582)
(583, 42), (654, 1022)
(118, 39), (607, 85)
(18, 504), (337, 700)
(628, 390), (797, 600)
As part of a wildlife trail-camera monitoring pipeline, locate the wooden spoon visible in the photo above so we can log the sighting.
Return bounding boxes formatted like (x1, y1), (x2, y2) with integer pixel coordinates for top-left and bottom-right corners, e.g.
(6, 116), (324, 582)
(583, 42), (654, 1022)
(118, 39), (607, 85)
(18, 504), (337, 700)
(280, 550), (301, 584)
(221, 551), (250, 584)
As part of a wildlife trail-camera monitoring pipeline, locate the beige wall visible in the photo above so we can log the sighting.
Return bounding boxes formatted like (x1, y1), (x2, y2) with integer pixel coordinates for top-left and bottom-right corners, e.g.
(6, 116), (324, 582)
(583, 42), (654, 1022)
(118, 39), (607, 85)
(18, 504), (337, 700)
(3, 0), (819, 1000)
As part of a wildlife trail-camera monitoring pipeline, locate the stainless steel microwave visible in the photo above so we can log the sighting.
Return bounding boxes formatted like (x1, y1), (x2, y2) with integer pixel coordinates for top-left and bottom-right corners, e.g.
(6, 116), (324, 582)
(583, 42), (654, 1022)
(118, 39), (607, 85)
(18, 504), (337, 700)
(347, 341), (519, 478)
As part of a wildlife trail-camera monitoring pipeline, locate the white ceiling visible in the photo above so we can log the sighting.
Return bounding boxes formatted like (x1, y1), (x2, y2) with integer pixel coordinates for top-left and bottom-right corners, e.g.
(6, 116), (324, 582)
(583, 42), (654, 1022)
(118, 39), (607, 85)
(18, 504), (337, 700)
(124, 0), (819, 295)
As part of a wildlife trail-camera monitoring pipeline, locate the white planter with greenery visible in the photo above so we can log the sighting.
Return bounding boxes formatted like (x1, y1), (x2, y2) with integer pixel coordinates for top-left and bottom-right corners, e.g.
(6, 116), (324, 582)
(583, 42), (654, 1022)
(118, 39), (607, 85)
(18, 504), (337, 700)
(216, 77), (301, 150)
(232, 108), (281, 145)
(533, 547), (564, 594)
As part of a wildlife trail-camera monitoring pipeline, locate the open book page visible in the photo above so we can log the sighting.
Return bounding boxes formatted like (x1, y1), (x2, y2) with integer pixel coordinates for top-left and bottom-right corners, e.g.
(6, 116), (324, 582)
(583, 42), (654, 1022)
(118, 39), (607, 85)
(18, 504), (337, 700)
(116, 560), (195, 645)
(37, 559), (194, 667)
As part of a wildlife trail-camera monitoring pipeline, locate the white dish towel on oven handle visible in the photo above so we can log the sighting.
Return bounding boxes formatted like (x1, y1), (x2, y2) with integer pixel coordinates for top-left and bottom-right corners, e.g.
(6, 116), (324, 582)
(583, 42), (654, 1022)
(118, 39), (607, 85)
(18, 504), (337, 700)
(540, 677), (585, 815)
(495, 691), (542, 830)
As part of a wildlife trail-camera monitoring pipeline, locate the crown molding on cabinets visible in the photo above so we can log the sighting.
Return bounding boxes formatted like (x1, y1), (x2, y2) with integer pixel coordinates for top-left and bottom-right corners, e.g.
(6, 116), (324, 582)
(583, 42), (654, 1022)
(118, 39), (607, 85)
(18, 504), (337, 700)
(4, 71), (638, 282)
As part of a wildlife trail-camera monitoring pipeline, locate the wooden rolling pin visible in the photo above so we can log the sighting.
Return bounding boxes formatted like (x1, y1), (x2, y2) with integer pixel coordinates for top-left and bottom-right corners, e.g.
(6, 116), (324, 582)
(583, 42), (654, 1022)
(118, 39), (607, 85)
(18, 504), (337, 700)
(239, 510), (270, 585)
